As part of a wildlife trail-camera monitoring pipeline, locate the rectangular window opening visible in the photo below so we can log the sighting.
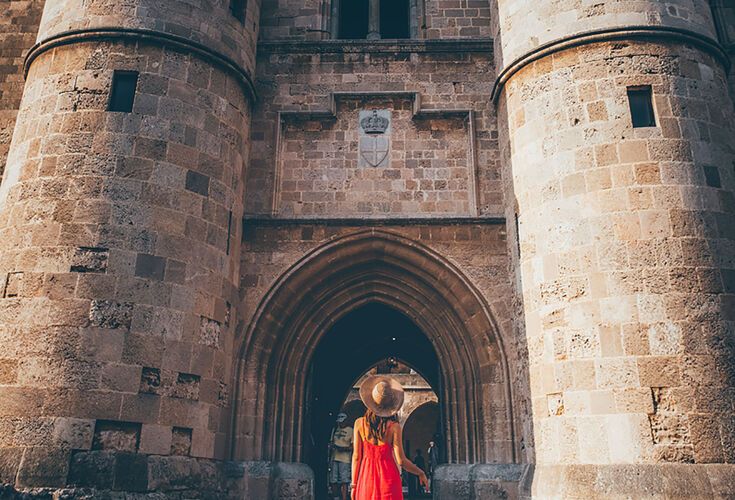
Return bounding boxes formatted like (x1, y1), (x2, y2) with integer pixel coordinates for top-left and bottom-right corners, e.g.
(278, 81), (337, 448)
(108, 71), (138, 113)
(380, 0), (410, 39)
(231, 0), (247, 23)
(339, 0), (369, 39)
(226, 210), (233, 255)
(627, 86), (656, 128)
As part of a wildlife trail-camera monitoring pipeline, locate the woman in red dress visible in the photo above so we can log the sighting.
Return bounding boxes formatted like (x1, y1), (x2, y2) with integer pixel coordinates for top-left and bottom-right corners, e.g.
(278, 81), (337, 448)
(351, 376), (429, 500)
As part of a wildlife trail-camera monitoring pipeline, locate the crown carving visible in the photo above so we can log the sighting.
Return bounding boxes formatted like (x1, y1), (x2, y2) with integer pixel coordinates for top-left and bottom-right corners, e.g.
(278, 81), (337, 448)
(360, 110), (389, 134)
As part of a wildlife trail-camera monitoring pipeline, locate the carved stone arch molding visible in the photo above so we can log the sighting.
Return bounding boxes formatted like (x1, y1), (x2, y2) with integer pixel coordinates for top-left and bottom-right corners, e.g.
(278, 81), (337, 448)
(231, 230), (519, 465)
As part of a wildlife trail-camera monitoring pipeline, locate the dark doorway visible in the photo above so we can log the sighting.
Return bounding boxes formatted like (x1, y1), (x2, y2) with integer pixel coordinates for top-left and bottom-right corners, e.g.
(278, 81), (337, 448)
(339, 0), (369, 39)
(403, 402), (440, 461)
(305, 303), (442, 499)
(380, 0), (410, 38)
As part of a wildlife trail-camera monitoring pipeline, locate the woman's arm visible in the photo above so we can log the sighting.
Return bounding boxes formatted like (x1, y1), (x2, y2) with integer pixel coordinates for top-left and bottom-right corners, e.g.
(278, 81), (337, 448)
(351, 419), (363, 497)
(391, 423), (429, 488)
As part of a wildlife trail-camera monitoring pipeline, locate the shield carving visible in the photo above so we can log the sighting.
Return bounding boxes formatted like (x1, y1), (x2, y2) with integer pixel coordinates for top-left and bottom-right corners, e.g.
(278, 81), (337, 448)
(358, 109), (391, 168)
(360, 135), (390, 168)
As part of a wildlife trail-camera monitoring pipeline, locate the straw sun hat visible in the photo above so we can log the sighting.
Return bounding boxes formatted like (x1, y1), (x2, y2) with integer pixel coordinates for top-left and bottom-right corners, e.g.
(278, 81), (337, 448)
(359, 375), (405, 417)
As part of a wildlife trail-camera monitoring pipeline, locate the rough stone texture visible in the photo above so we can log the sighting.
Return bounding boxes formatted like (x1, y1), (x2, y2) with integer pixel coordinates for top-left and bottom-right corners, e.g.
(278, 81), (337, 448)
(235, 222), (522, 465)
(0, 0), (734, 498)
(493, 0), (718, 67)
(432, 463), (532, 500)
(499, 38), (735, 469)
(36, 0), (260, 77)
(0, 1), (45, 183)
(246, 40), (501, 216)
(491, 0), (735, 495)
(0, 34), (250, 489)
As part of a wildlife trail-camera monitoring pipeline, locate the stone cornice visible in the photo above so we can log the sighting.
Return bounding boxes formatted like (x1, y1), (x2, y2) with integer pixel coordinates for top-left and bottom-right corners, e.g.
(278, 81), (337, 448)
(242, 216), (506, 230)
(491, 26), (729, 103)
(24, 27), (257, 103)
(257, 37), (493, 55)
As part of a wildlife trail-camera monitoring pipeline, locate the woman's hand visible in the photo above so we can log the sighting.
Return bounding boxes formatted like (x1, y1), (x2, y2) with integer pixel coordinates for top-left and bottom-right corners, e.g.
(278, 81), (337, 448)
(350, 485), (356, 500)
(419, 471), (429, 491)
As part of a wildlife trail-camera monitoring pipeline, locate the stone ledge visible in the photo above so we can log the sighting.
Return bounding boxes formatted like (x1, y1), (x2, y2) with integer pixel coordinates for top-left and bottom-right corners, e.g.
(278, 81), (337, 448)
(258, 38), (493, 55)
(242, 216), (506, 228)
(432, 464), (532, 500)
(0, 455), (314, 500)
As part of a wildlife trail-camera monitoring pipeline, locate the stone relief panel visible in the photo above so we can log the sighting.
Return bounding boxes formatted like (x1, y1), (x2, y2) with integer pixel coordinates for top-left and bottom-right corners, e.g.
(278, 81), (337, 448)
(358, 109), (391, 168)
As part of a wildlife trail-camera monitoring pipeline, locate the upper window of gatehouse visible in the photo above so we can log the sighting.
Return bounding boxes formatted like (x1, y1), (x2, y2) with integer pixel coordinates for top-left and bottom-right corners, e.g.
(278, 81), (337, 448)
(334, 0), (412, 40)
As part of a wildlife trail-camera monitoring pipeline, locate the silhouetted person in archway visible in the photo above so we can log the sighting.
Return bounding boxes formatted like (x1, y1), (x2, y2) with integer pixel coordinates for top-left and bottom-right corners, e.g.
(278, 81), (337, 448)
(427, 440), (439, 490)
(329, 412), (353, 500)
(351, 376), (428, 500)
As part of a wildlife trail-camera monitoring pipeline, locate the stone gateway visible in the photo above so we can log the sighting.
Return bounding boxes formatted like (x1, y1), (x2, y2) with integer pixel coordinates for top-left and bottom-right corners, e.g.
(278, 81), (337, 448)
(0, 1), (733, 499)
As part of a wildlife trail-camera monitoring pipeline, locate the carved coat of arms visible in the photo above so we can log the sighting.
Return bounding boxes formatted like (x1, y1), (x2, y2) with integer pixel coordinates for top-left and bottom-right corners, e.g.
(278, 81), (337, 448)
(358, 109), (391, 168)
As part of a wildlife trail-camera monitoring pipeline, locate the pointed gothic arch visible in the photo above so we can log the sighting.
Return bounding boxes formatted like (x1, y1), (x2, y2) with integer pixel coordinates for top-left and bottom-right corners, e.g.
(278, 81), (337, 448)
(231, 230), (518, 466)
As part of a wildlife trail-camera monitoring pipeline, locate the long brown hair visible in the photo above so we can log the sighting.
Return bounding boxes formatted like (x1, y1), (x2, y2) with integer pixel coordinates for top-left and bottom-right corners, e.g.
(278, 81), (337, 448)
(365, 409), (398, 442)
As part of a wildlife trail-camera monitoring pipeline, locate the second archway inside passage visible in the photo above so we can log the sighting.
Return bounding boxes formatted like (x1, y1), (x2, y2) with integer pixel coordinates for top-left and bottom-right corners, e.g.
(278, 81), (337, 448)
(306, 303), (442, 499)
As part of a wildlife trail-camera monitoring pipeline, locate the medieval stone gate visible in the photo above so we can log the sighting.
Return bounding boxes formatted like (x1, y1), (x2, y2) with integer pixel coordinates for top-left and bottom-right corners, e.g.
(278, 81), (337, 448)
(1, 0), (734, 499)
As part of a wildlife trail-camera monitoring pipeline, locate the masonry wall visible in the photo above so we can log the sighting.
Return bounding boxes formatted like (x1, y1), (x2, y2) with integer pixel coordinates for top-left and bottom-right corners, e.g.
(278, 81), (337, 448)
(0, 0), (45, 183)
(493, 0), (717, 67)
(237, 221), (525, 461)
(0, 39), (250, 488)
(0, 0), (261, 488)
(246, 46), (501, 216)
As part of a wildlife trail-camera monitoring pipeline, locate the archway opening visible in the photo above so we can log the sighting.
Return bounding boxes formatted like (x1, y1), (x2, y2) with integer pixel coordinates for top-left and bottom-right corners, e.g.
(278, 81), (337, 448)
(306, 303), (442, 499)
(233, 231), (518, 485)
(403, 401), (440, 465)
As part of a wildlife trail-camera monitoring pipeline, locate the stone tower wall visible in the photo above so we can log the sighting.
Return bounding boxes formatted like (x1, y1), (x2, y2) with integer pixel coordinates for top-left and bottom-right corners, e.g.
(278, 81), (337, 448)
(496, 0), (735, 496)
(0, 0), (45, 183)
(0, 0), (259, 493)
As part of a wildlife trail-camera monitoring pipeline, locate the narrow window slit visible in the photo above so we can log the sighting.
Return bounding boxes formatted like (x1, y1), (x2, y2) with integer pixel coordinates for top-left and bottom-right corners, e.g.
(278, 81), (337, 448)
(226, 210), (233, 255)
(627, 86), (656, 128)
(108, 71), (138, 113)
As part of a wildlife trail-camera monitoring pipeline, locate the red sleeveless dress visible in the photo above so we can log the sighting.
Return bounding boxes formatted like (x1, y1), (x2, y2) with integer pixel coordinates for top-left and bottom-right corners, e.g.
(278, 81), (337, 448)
(354, 422), (403, 500)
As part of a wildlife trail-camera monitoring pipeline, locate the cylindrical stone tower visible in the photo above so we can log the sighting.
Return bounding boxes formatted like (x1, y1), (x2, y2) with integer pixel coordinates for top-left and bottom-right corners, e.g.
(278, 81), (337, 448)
(0, 0), (258, 492)
(495, 1), (735, 496)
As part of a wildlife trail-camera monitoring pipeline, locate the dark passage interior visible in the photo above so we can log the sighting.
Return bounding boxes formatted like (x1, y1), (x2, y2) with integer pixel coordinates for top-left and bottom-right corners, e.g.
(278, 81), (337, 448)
(306, 303), (441, 499)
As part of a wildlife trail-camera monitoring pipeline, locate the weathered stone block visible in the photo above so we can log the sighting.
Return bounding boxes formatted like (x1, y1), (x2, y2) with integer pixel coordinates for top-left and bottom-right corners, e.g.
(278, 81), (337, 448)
(88, 300), (133, 329)
(67, 450), (116, 489)
(0, 447), (23, 484)
(70, 247), (108, 273)
(171, 427), (192, 456)
(134, 253), (166, 281)
(16, 446), (70, 488)
(199, 317), (221, 348)
(91, 421), (141, 453)
(139, 367), (161, 395)
(52, 418), (94, 450)
(112, 452), (148, 492)
(139, 424), (173, 456)
(272, 462), (314, 500)
(185, 170), (210, 196)
(173, 373), (200, 400)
